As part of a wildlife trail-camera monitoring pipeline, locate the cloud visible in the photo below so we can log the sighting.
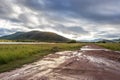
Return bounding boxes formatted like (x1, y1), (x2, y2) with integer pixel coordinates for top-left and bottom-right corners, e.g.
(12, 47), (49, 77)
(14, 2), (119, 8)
(0, 28), (20, 36)
(0, 0), (120, 40)
(16, 0), (120, 24)
(0, 0), (13, 17)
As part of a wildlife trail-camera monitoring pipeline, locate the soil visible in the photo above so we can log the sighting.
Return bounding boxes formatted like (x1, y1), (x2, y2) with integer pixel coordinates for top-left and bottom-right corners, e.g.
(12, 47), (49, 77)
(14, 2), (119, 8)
(0, 44), (120, 80)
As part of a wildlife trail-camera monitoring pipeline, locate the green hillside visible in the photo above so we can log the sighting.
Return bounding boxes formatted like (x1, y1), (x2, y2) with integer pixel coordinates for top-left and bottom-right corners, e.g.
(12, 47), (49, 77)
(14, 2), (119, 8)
(0, 31), (70, 42)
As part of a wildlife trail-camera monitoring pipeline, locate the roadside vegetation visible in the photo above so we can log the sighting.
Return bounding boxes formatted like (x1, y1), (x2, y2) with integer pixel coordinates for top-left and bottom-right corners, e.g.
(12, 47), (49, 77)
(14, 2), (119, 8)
(97, 43), (120, 51)
(0, 43), (84, 73)
(0, 39), (14, 42)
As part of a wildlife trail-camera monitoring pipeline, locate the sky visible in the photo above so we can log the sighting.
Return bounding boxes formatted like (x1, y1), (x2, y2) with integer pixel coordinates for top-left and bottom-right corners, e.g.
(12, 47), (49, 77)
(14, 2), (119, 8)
(0, 0), (120, 41)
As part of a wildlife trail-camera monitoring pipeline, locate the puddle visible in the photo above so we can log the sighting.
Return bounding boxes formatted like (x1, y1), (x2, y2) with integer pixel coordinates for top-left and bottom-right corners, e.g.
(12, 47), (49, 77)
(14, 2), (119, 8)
(81, 46), (110, 51)
(0, 45), (120, 80)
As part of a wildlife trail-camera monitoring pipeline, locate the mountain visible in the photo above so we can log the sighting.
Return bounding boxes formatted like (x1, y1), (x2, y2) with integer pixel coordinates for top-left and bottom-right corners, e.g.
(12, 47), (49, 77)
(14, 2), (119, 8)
(98, 39), (114, 43)
(96, 38), (120, 43)
(78, 38), (104, 42)
(0, 31), (70, 42)
(112, 38), (120, 43)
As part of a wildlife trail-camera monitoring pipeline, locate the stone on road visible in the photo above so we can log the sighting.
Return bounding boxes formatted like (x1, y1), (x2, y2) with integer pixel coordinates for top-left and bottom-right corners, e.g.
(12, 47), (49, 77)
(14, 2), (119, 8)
(0, 44), (120, 80)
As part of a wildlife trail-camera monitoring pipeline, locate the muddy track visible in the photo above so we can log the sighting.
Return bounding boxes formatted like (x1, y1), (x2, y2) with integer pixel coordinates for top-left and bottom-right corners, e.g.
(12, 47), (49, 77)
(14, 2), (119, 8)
(0, 44), (120, 80)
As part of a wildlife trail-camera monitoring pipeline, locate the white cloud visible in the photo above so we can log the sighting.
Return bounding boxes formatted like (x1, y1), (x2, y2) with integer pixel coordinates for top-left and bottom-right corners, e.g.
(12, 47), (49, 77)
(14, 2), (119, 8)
(0, 0), (120, 40)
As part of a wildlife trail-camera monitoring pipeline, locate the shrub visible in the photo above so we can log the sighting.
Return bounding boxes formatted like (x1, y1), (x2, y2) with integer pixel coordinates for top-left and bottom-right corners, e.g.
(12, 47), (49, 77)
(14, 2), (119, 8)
(68, 40), (77, 43)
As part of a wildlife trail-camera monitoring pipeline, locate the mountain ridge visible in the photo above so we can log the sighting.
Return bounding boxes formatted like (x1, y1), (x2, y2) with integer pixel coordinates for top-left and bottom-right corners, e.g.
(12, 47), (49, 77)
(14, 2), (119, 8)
(0, 31), (70, 42)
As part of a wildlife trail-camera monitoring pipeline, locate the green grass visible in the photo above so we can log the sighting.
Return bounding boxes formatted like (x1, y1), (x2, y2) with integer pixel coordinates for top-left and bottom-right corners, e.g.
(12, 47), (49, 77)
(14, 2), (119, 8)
(96, 43), (120, 51)
(0, 39), (14, 42)
(0, 43), (84, 73)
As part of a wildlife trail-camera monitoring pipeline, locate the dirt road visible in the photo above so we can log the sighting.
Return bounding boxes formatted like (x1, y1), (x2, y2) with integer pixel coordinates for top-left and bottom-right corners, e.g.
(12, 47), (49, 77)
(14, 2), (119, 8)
(0, 44), (120, 80)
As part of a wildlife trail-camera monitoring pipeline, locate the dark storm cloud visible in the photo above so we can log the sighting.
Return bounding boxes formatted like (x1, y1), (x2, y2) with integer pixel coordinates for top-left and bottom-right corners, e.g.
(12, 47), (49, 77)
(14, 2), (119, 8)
(16, 0), (120, 24)
(0, 0), (23, 24)
(0, 0), (15, 20)
(0, 0), (120, 40)
(0, 0), (13, 16)
(0, 0), (120, 25)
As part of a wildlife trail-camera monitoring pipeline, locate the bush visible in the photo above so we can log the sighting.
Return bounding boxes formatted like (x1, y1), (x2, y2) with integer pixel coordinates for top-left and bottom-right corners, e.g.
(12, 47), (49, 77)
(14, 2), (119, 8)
(68, 40), (77, 43)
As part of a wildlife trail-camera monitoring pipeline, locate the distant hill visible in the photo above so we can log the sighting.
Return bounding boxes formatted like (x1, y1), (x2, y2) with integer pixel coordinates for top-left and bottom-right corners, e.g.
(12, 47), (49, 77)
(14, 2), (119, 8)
(97, 39), (114, 43)
(97, 38), (120, 43)
(112, 38), (120, 43)
(0, 31), (70, 42)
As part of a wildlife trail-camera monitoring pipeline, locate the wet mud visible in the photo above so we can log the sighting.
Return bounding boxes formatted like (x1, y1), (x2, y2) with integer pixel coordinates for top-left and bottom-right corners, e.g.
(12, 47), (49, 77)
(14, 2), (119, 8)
(0, 45), (120, 80)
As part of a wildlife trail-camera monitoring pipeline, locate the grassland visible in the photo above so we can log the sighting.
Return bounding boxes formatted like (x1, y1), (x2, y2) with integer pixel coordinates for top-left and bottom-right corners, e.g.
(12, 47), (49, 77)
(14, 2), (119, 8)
(0, 43), (84, 73)
(0, 39), (14, 42)
(0, 42), (120, 73)
(97, 43), (120, 51)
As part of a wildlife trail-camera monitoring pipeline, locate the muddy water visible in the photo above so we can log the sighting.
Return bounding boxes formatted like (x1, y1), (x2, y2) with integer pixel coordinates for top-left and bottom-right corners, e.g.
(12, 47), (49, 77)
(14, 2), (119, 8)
(0, 45), (120, 80)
